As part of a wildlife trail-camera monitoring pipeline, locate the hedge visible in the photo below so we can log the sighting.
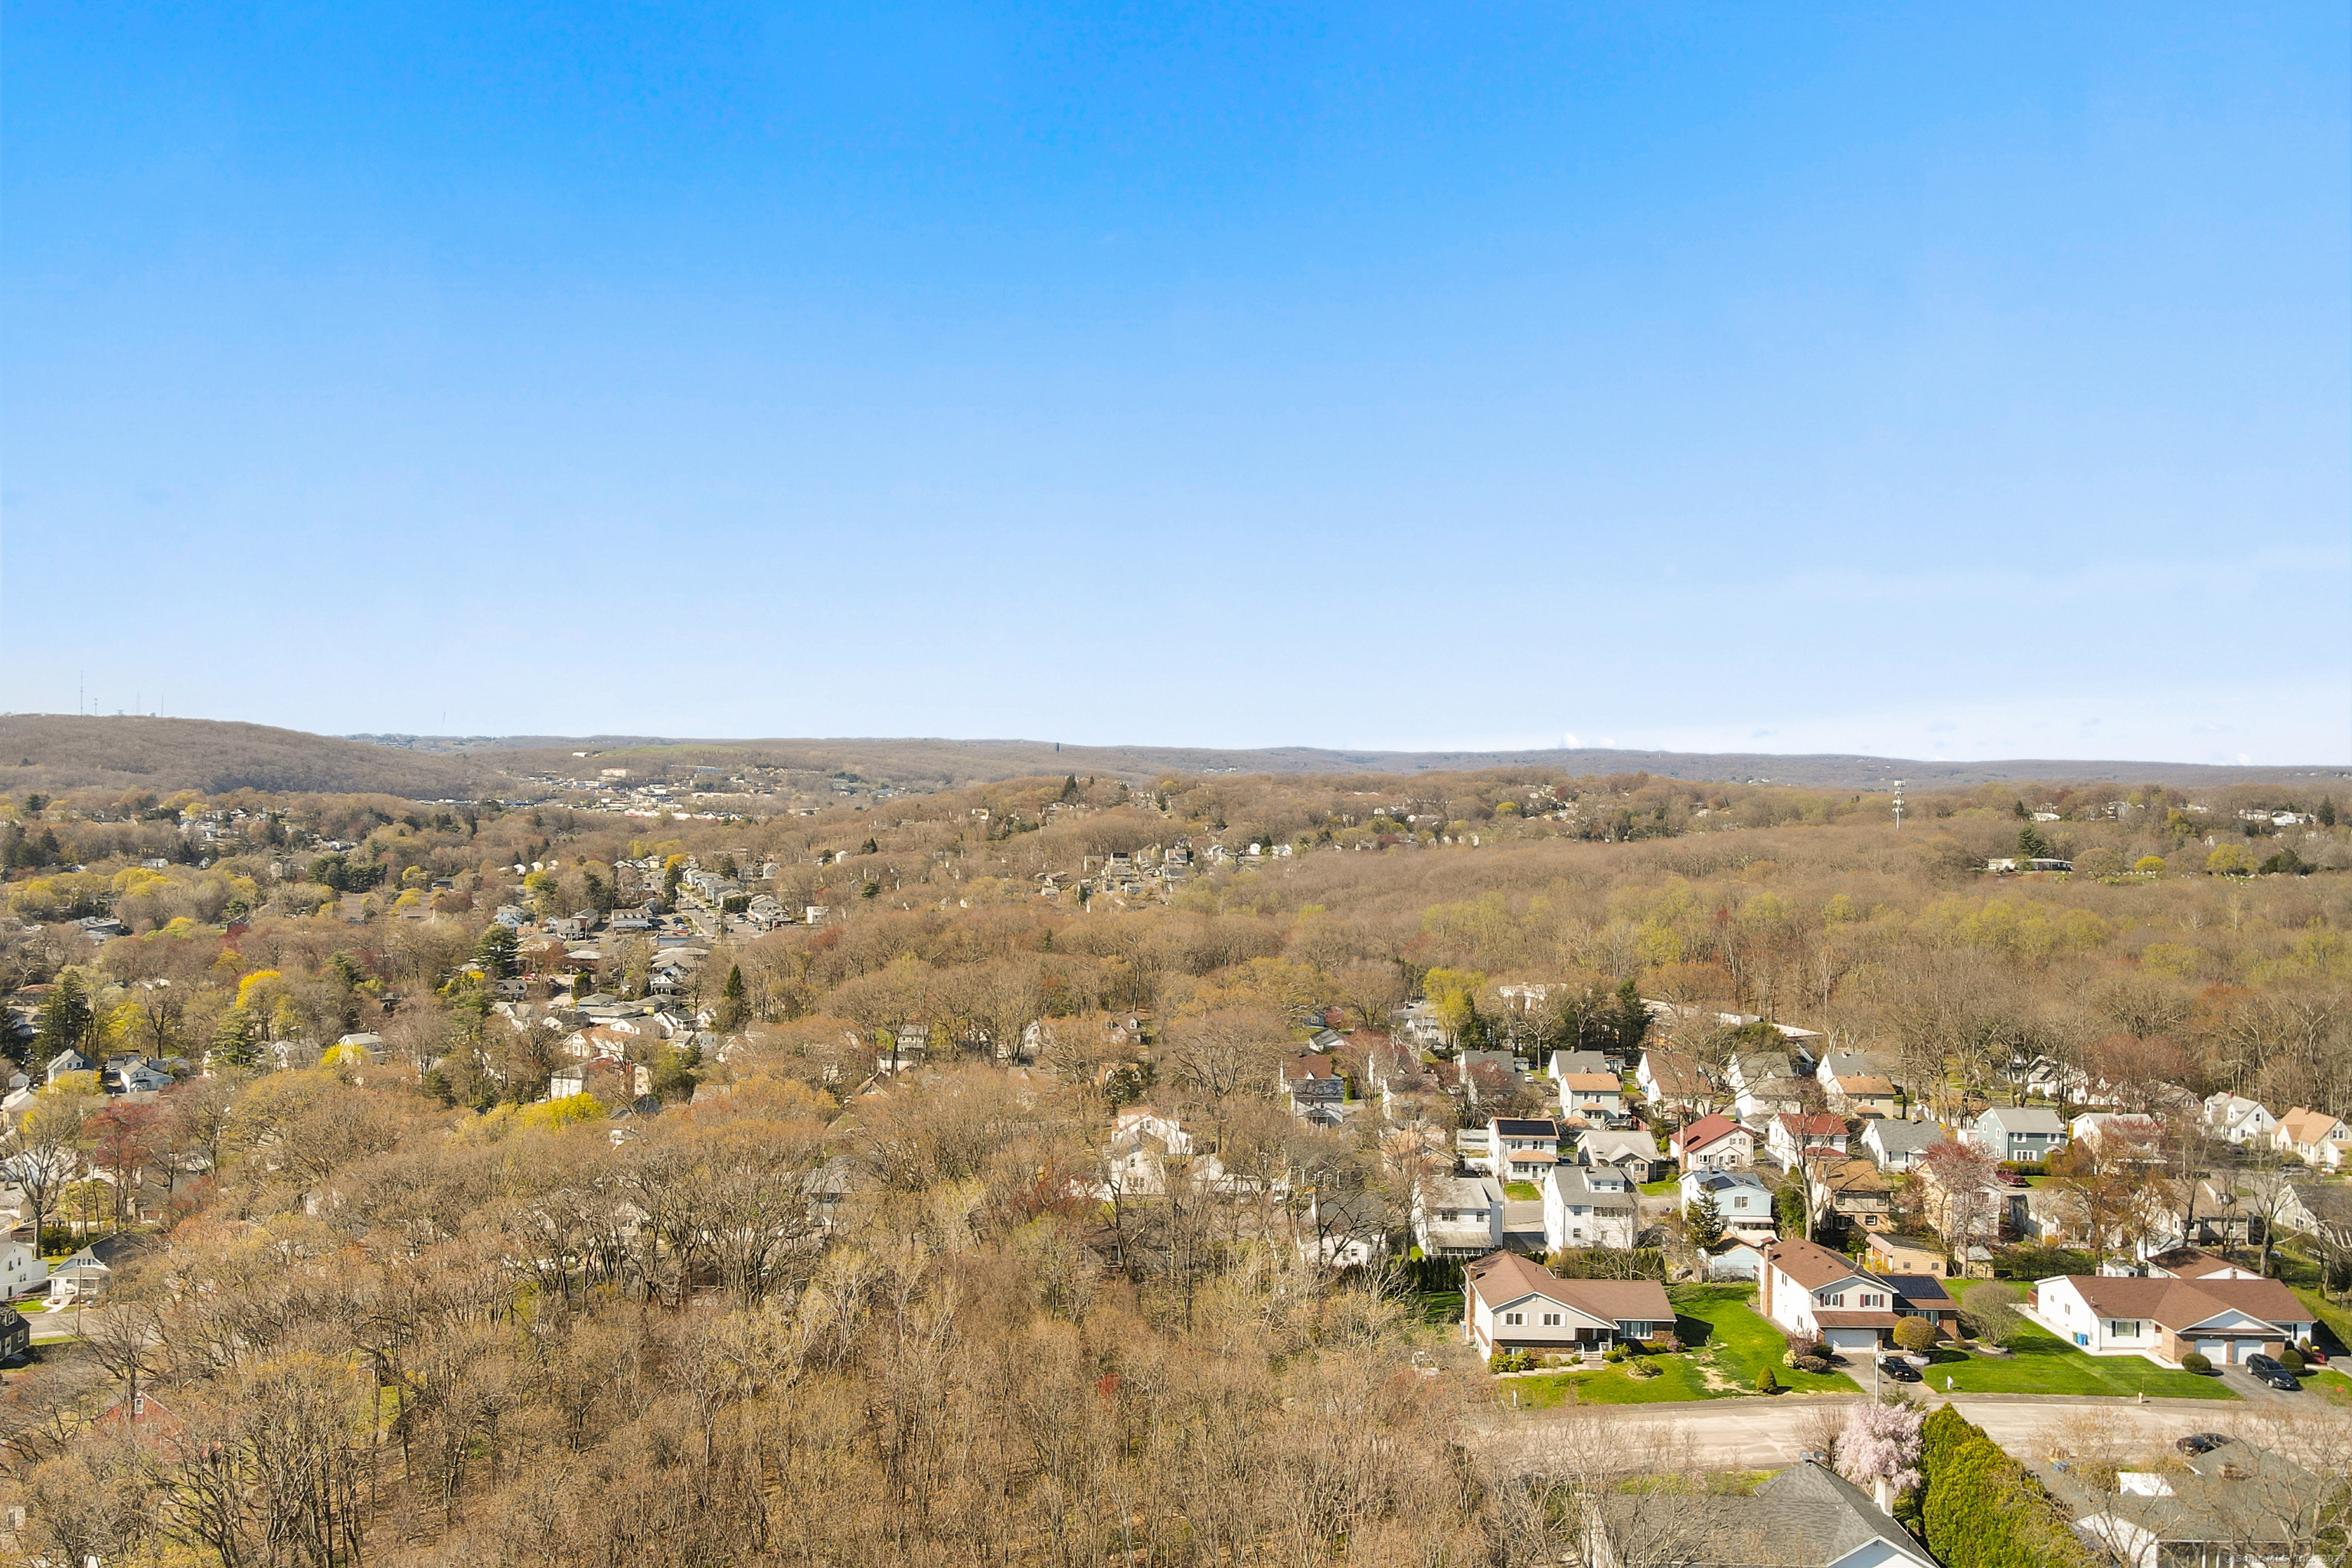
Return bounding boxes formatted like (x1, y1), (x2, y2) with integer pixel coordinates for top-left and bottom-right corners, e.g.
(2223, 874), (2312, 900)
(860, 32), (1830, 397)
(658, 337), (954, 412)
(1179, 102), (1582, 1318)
(1913, 1405), (2092, 1568)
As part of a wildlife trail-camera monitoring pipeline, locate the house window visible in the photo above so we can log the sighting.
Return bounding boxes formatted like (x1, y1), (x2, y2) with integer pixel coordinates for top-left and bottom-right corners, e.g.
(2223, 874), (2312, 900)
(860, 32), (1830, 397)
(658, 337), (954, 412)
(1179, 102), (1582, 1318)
(1542, 1313), (1562, 1326)
(1504, 1312), (1524, 1325)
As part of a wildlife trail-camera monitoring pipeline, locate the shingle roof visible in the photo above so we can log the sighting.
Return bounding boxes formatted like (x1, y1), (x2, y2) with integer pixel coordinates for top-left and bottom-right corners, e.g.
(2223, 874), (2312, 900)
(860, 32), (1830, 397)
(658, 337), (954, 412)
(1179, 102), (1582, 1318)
(1673, 1112), (1746, 1151)
(1762, 1236), (1872, 1292)
(1465, 1251), (1671, 1325)
(1596, 1461), (1930, 1567)
(2055, 1275), (2311, 1332)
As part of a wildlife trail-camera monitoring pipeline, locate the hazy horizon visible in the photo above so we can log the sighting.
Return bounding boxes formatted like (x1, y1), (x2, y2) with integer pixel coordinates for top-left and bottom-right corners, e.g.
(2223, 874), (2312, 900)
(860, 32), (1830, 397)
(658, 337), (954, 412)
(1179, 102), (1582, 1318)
(5, 5), (2346, 764)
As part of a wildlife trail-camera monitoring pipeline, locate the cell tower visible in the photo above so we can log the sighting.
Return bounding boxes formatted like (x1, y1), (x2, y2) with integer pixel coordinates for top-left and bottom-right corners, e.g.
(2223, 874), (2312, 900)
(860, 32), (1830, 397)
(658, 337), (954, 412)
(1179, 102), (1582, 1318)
(1892, 780), (1906, 831)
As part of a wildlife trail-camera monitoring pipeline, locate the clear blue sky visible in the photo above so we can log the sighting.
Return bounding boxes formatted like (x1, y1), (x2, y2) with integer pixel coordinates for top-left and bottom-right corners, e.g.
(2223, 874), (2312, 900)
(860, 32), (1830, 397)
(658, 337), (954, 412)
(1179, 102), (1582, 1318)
(5, 4), (2346, 763)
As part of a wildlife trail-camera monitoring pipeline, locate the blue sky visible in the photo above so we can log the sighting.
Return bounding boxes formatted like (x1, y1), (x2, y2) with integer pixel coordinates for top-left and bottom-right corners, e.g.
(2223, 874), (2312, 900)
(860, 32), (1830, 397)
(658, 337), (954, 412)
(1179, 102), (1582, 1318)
(5, 4), (2346, 763)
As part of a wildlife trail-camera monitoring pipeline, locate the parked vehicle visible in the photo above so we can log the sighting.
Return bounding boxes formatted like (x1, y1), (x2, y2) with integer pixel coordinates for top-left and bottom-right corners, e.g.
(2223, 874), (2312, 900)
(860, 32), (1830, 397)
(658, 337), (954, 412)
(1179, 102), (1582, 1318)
(2244, 1354), (2300, 1391)
(1879, 1358), (1921, 1383)
(2175, 1432), (2231, 1455)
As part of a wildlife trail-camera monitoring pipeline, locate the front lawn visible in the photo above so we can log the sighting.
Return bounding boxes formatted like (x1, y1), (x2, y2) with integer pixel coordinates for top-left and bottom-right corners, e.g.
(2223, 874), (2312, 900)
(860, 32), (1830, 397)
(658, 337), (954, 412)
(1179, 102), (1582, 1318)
(1497, 1284), (1857, 1406)
(1919, 1326), (2234, 1400)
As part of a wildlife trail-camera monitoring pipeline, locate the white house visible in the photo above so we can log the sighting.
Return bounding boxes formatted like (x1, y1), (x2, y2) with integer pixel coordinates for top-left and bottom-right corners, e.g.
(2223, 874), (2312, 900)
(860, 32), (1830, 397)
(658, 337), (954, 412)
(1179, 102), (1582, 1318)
(1965, 1106), (2069, 1165)
(1463, 1251), (1674, 1357)
(1413, 1174), (1504, 1259)
(2028, 1275), (2314, 1367)
(1543, 1162), (1639, 1252)
(1487, 1119), (1563, 1184)
(2271, 1107), (2350, 1171)
(1767, 1113), (1850, 1171)
(1545, 1048), (1615, 1083)
(1756, 1237), (1912, 1357)
(1635, 1049), (1717, 1119)
(1670, 1112), (1753, 1172)
(1681, 1169), (1778, 1238)
(1860, 1118), (1943, 1173)
(2201, 1093), (2278, 1147)
(1557, 1072), (1626, 1124)
(0, 1240), (47, 1300)
(1817, 1053), (1904, 1118)
(2069, 1112), (2161, 1154)
(1576, 1126), (1667, 1182)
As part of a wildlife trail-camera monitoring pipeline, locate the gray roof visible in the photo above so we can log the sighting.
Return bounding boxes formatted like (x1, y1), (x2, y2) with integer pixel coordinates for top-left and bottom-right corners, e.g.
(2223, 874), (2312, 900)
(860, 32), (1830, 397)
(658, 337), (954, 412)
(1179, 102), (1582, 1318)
(1979, 1106), (2068, 1135)
(1597, 1461), (1930, 1566)
(1423, 1175), (1501, 1211)
(1547, 1166), (1636, 1211)
(1867, 1119), (1943, 1153)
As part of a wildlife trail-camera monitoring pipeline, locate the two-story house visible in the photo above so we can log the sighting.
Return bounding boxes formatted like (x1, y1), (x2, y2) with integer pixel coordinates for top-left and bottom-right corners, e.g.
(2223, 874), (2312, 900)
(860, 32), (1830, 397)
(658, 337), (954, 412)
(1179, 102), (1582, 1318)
(2272, 1106), (2349, 1171)
(1413, 1174), (1505, 1259)
(2201, 1093), (2278, 1147)
(1577, 1126), (1667, 1183)
(1681, 1168), (1779, 1239)
(1758, 1236), (1955, 1355)
(1767, 1112), (1850, 1171)
(1557, 1072), (1627, 1125)
(1808, 1158), (1896, 1236)
(1635, 1049), (1719, 1120)
(1671, 1112), (1754, 1172)
(1966, 1106), (2069, 1165)
(1488, 1118), (1563, 1185)
(1860, 1118), (1943, 1173)
(1543, 1162), (1639, 1252)
(1281, 1053), (1345, 1113)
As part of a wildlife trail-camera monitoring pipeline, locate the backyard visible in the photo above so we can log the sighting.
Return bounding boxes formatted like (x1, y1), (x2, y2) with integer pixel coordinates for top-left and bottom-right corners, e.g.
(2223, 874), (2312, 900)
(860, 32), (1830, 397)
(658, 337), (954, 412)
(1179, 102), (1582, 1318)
(1495, 1283), (1859, 1407)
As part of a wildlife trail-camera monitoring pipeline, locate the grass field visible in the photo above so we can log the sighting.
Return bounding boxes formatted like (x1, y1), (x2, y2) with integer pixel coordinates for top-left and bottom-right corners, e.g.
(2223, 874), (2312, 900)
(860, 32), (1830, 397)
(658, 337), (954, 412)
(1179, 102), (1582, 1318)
(2293, 1287), (2351, 1357)
(1498, 1285), (1858, 1407)
(1919, 1326), (2235, 1400)
(1504, 1182), (1542, 1200)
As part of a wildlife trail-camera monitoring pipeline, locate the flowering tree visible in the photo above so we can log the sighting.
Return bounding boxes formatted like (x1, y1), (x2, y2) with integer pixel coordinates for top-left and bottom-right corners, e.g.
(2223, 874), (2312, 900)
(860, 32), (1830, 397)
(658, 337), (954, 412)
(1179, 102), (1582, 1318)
(1836, 1398), (1924, 1497)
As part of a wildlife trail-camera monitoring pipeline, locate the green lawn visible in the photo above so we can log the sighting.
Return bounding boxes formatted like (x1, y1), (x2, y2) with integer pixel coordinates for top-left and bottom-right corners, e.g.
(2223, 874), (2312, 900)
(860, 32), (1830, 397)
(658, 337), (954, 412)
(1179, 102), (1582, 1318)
(2292, 1287), (2352, 1357)
(1419, 1290), (1464, 1327)
(1499, 1285), (1857, 1406)
(1640, 1177), (1683, 1197)
(1919, 1326), (2235, 1400)
(1504, 1181), (1542, 1200)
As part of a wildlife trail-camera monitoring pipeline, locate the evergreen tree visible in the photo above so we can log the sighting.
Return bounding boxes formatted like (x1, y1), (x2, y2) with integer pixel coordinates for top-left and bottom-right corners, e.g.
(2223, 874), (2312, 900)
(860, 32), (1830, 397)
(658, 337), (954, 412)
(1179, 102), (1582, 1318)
(212, 1008), (262, 1070)
(2017, 824), (2050, 859)
(35, 974), (93, 1058)
(474, 923), (520, 978)
(1690, 1188), (1725, 1248)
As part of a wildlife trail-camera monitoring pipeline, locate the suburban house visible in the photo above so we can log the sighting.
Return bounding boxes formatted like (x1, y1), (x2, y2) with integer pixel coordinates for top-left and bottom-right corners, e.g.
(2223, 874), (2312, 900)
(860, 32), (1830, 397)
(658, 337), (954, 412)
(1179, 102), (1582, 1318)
(1705, 1236), (1769, 1282)
(1280, 1053), (1345, 1115)
(1817, 1050), (1903, 1115)
(1456, 1049), (1525, 1108)
(1671, 1112), (1754, 1172)
(2028, 1275), (2314, 1367)
(1965, 1106), (2069, 1165)
(1585, 1460), (1935, 1568)
(1576, 1126), (1667, 1182)
(1556, 1072), (1627, 1125)
(1865, 1233), (1949, 1279)
(2142, 1246), (2263, 1282)
(1807, 1158), (1896, 1236)
(2040, 1443), (2326, 1568)
(1635, 1049), (1718, 1119)
(1860, 1117), (1943, 1172)
(2271, 1106), (2349, 1171)
(1299, 1192), (1391, 1269)
(2069, 1111), (2161, 1154)
(2202, 1093), (2278, 1147)
(1767, 1112), (1851, 1170)
(1487, 1119), (1563, 1185)
(1413, 1174), (1505, 1259)
(1680, 1168), (1779, 1239)
(0, 1240), (47, 1299)
(1462, 1251), (1674, 1358)
(1759, 1236), (1959, 1354)
(1727, 1051), (1808, 1121)
(1542, 1162), (1639, 1252)
(2280, 1181), (2352, 1250)
(1545, 1048), (1615, 1083)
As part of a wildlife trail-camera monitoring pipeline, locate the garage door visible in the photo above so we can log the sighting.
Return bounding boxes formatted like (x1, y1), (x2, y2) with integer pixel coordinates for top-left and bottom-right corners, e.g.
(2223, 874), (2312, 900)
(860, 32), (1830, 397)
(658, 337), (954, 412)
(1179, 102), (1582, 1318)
(2196, 1339), (2226, 1364)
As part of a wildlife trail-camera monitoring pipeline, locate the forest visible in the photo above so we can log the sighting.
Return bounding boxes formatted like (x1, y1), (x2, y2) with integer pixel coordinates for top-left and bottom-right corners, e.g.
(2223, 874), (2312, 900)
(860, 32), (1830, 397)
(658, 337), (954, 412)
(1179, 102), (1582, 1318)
(0, 760), (2348, 1566)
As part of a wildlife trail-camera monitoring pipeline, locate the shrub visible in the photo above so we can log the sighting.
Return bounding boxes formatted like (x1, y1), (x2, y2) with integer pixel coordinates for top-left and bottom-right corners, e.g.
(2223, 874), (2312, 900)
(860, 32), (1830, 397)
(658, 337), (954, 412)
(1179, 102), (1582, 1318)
(1795, 1354), (1833, 1374)
(1756, 1366), (1780, 1393)
(1917, 1406), (2094, 1567)
(1658, 1333), (1684, 1354)
(1893, 1316), (1938, 1353)
(2277, 1347), (2305, 1375)
(2180, 1351), (2212, 1374)
(1603, 1346), (1625, 1363)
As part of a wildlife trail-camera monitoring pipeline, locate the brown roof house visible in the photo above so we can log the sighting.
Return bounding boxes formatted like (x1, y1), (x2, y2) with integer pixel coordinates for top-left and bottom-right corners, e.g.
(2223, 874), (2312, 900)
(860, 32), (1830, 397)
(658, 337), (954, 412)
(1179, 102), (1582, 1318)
(2028, 1275), (2314, 1367)
(1462, 1251), (1674, 1359)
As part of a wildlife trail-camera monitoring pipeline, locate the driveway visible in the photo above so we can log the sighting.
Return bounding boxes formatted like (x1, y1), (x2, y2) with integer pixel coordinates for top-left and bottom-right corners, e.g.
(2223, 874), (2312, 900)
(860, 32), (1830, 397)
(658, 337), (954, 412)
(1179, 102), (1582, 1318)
(2213, 1364), (2296, 1404)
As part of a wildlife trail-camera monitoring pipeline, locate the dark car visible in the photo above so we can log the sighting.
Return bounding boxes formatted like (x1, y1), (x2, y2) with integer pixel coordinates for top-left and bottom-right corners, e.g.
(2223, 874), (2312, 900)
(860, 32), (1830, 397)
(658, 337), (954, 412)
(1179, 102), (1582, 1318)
(2176, 1432), (2232, 1455)
(1879, 1359), (1921, 1383)
(2246, 1353), (2285, 1375)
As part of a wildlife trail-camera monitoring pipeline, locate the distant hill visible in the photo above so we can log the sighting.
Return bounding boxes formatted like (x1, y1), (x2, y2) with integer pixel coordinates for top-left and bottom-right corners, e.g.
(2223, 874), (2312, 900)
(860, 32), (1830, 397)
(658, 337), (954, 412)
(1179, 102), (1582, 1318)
(0, 717), (503, 798)
(5, 717), (2337, 800)
(389, 732), (2347, 792)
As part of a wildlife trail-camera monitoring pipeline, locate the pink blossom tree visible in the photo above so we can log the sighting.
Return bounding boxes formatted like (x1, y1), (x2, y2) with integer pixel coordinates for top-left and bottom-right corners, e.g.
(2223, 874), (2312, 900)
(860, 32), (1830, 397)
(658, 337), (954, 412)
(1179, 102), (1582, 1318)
(1835, 1398), (1924, 1503)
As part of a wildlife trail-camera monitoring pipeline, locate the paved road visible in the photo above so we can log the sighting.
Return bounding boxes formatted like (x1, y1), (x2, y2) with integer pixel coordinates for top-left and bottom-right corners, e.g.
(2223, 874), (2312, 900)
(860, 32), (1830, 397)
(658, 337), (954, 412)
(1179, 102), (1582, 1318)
(1468, 1393), (2262, 1473)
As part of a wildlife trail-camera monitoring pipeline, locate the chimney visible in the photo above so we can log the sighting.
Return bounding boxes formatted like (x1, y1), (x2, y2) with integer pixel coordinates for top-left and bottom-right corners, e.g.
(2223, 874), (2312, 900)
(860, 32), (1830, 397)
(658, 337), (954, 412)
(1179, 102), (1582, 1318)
(1873, 1475), (1894, 1514)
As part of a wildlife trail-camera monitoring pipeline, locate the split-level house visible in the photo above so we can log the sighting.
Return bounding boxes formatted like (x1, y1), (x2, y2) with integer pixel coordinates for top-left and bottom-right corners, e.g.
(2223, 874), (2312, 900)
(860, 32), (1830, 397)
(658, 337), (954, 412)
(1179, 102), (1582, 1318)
(2271, 1106), (2349, 1171)
(1767, 1112), (1850, 1171)
(1462, 1251), (1674, 1358)
(1965, 1106), (2069, 1165)
(1671, 1112), (1753, 1172)
(1758, 1236), (1958, 1354)
(1487, 1119), (1563, 1185)
(2029, 1274), (2314, 1367)
(1542, 1161), (1639, 1252)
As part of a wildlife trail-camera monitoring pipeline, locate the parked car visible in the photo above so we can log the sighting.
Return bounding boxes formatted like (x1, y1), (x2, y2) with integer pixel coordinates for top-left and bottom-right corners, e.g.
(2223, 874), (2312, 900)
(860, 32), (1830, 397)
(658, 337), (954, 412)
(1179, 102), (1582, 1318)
(2174, 1432), (2231, 1455)
(2244, 1354), (2300, 1391)
(1879, 1358), (1921, 1383)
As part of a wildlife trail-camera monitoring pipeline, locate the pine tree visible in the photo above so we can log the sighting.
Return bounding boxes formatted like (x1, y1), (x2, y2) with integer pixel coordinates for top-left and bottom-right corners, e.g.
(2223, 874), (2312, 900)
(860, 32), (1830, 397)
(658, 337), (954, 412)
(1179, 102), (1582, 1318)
(1690, 1188), (1725, 1248)
(35, 974), (92, 1057)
